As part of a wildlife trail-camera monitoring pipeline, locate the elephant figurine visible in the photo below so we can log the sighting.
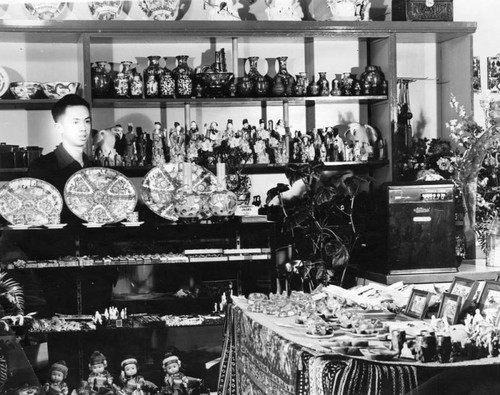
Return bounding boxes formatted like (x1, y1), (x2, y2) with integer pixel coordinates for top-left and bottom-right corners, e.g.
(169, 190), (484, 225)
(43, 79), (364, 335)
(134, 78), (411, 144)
(344, 122), (378, 146)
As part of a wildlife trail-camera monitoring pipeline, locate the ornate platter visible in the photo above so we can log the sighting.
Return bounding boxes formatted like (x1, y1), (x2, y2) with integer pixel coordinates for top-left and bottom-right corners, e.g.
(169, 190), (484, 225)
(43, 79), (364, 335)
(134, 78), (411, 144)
(0, 177), (63, 226)
(140, 163), (217, 221)
(0, 66), (10, 98)
(64, 167), (137, 224)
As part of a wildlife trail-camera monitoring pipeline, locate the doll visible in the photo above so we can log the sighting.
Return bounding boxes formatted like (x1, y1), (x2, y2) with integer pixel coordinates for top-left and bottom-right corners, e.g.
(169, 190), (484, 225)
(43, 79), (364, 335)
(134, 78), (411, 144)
(168, 122), (186, 163)
(152, 122), (166, 166)
(43, 360), (69, 395)
(118, 357), (155, 395)
(161, 354), (188, 395)
(87, 351), (114, 395)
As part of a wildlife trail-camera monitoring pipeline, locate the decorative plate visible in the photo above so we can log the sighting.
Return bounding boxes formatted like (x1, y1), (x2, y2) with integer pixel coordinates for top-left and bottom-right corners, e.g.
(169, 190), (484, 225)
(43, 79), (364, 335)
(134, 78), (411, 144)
(140, 163), (217, 221)
(0, 177), (63, 226)
(64, 167), (137, 224)
(0, 66), (10, 98)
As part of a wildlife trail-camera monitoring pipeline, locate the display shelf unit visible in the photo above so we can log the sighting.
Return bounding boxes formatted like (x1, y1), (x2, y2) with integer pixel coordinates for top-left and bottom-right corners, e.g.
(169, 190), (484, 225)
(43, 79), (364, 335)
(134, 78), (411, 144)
(0, 20), (476, 184)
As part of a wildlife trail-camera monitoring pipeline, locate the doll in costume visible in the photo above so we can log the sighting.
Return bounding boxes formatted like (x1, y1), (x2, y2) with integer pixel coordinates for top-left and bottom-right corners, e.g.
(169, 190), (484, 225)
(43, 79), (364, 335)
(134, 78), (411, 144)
(161, 354), (188, 395)
(118, 357), (157, 395)
(87, 351), (114, 395)
(43, 360), (69, 395)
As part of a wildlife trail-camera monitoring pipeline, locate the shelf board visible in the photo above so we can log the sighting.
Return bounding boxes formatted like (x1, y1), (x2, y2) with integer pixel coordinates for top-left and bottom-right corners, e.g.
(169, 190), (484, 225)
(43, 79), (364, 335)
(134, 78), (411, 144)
(0, 20), (477, 43)
(0, 161), (389, 180)
(0, 99), (57, 110)
(92, 95), (387, 108)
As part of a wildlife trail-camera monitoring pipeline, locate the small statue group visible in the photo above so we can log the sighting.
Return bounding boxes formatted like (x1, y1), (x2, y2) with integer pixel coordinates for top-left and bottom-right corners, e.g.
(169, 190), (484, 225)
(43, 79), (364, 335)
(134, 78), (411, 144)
(49, 350), (205, 395)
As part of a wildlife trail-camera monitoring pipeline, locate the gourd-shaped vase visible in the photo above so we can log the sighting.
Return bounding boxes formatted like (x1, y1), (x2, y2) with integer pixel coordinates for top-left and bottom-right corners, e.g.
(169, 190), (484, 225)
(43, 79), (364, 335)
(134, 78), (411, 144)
(246, 56), (264, 95)
(172, 55), (194, 98)
(144, 56), (162, 98)
(274, 56), (295, 97)
(208, 163), (238, 219)
(160, 57), (175, 98)
(318, 72), (330, 96)
(174, 162), (203, 223)
(91, 61), (113, 98)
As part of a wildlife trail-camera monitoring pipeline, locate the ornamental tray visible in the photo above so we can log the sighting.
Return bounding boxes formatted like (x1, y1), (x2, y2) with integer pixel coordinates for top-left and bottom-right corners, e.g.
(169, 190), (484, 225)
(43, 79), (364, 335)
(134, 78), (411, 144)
(0, 177), (63, 226)
(140, 163), (217, 221)
(64, 167), (137, 224)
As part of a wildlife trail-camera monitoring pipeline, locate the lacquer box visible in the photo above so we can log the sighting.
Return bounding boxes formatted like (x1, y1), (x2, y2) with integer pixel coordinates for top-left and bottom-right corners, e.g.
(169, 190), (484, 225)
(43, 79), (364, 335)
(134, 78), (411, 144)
(392, 0), (453, 21)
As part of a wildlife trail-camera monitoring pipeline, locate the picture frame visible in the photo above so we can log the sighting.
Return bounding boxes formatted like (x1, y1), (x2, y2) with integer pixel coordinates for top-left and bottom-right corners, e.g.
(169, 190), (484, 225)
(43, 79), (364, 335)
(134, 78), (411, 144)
(404, 289), (431, 319)
(448, 276), (478, 312)
(438, 293), (462, 325)
(477, 280), (500, 316)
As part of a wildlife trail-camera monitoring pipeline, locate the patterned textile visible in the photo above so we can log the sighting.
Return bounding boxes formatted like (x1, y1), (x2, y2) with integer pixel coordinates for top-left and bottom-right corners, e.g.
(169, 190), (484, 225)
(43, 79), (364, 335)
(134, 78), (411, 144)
(234, 306), (303, 395)
(217, 305), (237, 395)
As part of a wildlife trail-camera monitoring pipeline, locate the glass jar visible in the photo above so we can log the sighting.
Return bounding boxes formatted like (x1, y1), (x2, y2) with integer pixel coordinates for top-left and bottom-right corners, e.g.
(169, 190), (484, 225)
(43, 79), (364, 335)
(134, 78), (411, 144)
(208, 163), (238, 219)
(174, 162), (203, 223)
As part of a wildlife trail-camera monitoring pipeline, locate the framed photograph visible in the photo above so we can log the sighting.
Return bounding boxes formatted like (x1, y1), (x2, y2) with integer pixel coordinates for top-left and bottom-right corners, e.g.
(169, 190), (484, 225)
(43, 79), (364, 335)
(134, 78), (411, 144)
(438, 293), (462, 325)
(448, 276), (478, 312)
(404, 289), (432, 319)
(477, 281), (500, 317)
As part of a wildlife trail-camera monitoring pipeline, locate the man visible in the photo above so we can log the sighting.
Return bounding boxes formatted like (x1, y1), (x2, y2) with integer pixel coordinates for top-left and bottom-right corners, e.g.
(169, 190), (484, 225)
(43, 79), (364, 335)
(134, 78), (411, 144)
(29, 94), (92, 194)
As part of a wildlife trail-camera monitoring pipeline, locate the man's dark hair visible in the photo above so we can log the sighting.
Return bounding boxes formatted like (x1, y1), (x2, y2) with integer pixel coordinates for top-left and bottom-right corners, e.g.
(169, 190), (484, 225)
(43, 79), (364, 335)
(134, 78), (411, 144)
(51, 94), (90, 122)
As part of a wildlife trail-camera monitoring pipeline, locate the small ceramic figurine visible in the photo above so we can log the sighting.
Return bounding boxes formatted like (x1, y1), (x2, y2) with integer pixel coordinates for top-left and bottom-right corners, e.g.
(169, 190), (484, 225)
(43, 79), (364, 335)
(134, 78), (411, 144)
(87, 351), (114, 395)
(124, 123), (137, 160)
(118, 357), (155, 395)
(162, 354), (188, 395)
(94, 125), (123, 167)
(152, 122), (166, 166)
(168, 122), (186, 163)
(43, 360), (69, 395)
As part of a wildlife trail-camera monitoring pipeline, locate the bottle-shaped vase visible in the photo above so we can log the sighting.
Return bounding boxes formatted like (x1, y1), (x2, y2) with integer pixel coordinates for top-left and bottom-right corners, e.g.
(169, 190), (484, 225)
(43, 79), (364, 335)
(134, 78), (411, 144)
(160, 57), (175, 98)
(318, 72), (330, 96)
(172, 55), (193, 97)
(208, 163), (238, 220)
(174, 162), (203, 223)
(274, 56), (295, 96)
(143, 55), (162, 98)
(91, 61), (113, 98)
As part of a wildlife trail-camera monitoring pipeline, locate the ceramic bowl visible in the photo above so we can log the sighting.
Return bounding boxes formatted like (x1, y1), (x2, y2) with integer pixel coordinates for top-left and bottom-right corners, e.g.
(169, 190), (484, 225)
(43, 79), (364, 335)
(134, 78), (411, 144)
(10, 82), (43, 100)
(42, 81), (80, 99)
(139, 0), (180, 21)
(24, 2), (66, 21)
(197, 72), (234, 89)
(88, 0), (123, 20)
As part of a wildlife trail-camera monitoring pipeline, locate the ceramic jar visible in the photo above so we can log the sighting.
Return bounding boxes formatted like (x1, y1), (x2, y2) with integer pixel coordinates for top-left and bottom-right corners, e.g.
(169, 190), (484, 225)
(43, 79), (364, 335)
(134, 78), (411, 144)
(160, 57), (175, 98)
(207, 163), (238, 219)
(139, 0), (180, 21)
(360, 65), (384, 95)
(237, 76), (253, 97)
(143, 56), (162, 98)
(308, 78), (320, 96)
(246, 56), (263, 95)
(318, 72), (330, 96)
(114, 72), (129, 97)
(174, 162), (203, 223)
(340, 72), (355, 96)
(172, 55), (193, 97)
(130, 74), (143, 98)
(88, 1), (123, 20)
(254, 76), (270, 97)
(226, 173), (252, 205)
(271, 75), (286, 97)
(274, 56), (295, 97)
(331, 78), (341, 96)
(91, 61), (113, 98)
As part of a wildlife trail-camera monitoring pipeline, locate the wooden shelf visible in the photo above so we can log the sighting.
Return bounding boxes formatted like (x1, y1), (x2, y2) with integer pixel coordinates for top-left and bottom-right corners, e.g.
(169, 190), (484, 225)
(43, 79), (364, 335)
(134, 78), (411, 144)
(92, 95), (388, 108)
(0, 99), (58, 110)
(0, 20), (477, 43)
(0, 161), (389, 180)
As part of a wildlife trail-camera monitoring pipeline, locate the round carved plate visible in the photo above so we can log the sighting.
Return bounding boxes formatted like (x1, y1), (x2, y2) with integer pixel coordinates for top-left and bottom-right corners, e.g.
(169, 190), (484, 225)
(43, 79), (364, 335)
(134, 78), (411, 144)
(64, 167), (137, 224)
(141, 163), (217, 221)
(0, 66), (10, 98)
(0, 177), (63, 226)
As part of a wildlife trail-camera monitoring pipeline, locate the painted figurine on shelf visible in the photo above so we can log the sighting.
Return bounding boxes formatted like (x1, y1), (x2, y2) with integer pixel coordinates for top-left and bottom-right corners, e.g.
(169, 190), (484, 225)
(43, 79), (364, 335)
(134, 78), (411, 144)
(43, 360), (69, 395)
(161, 354), (188, 395)
(168, 122), (186, 163)
(87, 351), (115, 395)
(225, 119), (235, 138)
(152, 122), (166, 166)
(135, 127), (151, 166)
(188, 121), (202, 144)
(124, 123), (137, 162)
(207, 121), (221, 143)
(275, 119), (287, 139)
(118, 357), (156, 395)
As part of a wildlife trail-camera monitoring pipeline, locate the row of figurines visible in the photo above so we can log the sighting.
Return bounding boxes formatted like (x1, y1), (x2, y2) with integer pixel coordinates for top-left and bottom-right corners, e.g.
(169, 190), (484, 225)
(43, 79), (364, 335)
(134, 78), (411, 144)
(92, 118), (387, 168)
(91, 55), (387, 99)
(42, 350), (207, 395)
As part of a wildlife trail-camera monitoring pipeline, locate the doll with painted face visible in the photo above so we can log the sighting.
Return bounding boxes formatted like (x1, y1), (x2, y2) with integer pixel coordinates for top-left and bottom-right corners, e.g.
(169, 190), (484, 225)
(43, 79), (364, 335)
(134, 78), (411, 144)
(87, 351), (114, 395)
(161, 354), (188, 395)
(43, 360), (69, 395)
(118, 357), (145, 395)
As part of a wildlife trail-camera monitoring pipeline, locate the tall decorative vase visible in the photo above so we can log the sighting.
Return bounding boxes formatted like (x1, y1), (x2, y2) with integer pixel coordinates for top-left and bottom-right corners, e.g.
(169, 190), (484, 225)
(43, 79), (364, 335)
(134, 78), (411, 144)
(274, 56), (295, 97)
(174, 162), (203, 223)
(160, 57), (175, 98)
(208, 163), (238, 219)
(91, 61), (112, 98)
(172, 55), (193, 98)
(246, 56), (263, 95)
(144, 56), (162, 98)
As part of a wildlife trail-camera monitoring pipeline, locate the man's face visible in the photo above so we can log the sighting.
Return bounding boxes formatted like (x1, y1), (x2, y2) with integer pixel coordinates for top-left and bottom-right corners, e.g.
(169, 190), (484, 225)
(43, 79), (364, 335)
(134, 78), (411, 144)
(51, 370), (64, 383)
(57, 105), (91, 149)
